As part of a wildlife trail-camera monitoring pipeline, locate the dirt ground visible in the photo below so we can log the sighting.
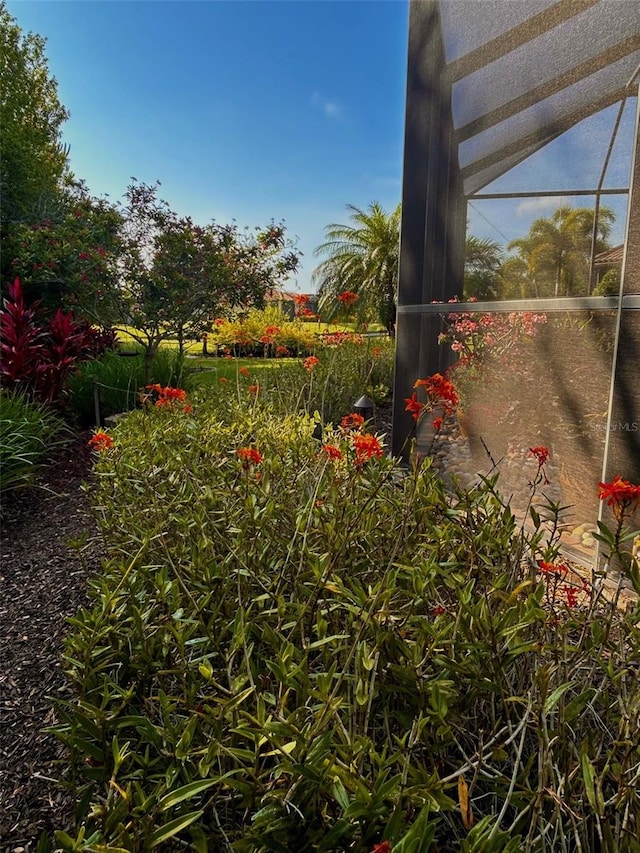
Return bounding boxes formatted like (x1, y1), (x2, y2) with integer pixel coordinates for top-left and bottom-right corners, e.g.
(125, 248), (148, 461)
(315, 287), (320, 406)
(0, 433), (102, 852)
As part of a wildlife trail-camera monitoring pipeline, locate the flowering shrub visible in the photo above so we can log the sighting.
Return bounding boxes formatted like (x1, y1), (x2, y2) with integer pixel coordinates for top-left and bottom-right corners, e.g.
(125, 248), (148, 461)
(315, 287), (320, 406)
(438, 303), (546, 365)
(52, 387), (640, 850)
(210, 307), (317, 357)
(438, 303), (546, 409)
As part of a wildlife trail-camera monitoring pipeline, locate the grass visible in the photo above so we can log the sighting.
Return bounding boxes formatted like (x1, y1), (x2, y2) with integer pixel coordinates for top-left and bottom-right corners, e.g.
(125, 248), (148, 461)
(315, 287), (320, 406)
(188, 357), (299, 387)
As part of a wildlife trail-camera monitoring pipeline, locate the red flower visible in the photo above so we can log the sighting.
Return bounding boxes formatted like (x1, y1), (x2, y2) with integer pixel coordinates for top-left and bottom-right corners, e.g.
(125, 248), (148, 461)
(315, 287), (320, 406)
(213, 318), (225, 326)
(432, 416), (443, 431)
(352, 433), (383, 465)
(538, 560), (568, 576)
(293, 293), (309, 305)
(321, 444), (343, 460)
(265, 325), (281, 336)
(404, 393), (424, 421)
(237, 447), (263, 467)
(372, 346), (382, 358)
(275, 345), (290, 357)
(598, 475), (640, 516)
(219, 377), (229, 384)
(88, 431), (113, 451)
(529, 446), (550, 467)
(563, 585), (579, 608)
(183, 404), (192, 414)
(338, 290), (359, 307)
(372, 842), (392, 853)
(304, 356), (319, 371)
(248, 383), (260, 394)
(239, 366), (250, 377)
(341, 412), (365, 431)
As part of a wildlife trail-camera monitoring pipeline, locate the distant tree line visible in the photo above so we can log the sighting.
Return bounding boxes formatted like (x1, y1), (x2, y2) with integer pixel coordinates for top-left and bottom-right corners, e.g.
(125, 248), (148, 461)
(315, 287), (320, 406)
(312, 202), (617, 330)
(0, 2), (300, 383)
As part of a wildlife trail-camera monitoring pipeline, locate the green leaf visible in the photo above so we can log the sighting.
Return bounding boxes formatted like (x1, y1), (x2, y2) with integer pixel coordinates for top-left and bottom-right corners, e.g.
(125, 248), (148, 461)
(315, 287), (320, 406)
(149, 810), (204, 847)
(564, 688), (595, 722)
(543, 681), (574, 715)
(158, 779), (217, 811)
(581, 751), (604, 816)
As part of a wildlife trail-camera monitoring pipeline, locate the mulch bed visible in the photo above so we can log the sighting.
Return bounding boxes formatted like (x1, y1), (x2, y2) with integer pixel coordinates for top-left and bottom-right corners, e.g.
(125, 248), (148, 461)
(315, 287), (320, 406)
(0, 433), (103, 852)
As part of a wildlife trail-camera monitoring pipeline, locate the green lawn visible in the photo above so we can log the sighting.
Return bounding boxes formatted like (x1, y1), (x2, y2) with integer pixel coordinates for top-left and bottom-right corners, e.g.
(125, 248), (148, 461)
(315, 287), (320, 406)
(187, 356), (299, 386)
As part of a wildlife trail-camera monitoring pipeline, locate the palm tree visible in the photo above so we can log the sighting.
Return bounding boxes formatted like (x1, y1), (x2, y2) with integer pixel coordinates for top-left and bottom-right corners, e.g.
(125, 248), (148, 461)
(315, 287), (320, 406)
(463, 235), (503, 300)
(508, 206), (614, 298)
(313, 202), (401, 335)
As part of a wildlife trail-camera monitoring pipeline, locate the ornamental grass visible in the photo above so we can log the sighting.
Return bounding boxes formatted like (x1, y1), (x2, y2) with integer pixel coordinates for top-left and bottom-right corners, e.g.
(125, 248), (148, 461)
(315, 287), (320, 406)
(51, 387), (639, 851)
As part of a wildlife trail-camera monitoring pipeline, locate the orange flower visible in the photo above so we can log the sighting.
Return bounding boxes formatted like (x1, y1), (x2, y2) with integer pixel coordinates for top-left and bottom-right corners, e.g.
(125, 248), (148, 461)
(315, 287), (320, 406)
(372, 346), (382, 358)
(88, 431), (113, 451)
(538, 560), (568, 575)
(413, 373), (458, 414)
(183, 404), (192, 414)
(239, 367), (250, 377)
(275, 345), (290, 357)
(219, 377), (229, 384)
(237, 447), (263, 467)
(321, 444), (343, 460)
(598, 475), (640, 516)
(404, 393), (424, 421)
(304, 355), (319, 371)
(352, 433), (383, 465)
(341, 412), (365, 431)
(248, 383), (260, 394)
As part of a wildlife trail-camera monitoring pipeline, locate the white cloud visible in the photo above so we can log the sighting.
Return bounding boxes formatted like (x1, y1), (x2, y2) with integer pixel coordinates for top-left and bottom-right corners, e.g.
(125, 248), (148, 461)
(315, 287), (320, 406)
(516, 196), (570, 216)
(311, 91), (344, 120)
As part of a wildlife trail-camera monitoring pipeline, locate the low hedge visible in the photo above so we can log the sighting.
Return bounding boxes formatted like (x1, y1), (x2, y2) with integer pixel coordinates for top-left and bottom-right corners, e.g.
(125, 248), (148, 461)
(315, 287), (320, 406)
(51, 391), (640, 851)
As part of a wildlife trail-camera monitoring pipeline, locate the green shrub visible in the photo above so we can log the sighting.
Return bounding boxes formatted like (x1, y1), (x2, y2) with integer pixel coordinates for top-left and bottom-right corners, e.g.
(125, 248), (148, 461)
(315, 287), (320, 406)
(210, 307), (318, 357)
(0, 390), (66, 495)
(68, 348), (194, 425)
(52, 393), (640, 851)
(594, 268), (621, 296)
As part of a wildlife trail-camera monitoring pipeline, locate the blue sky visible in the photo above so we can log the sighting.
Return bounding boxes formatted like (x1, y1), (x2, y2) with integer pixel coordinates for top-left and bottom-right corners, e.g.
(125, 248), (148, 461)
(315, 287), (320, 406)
(7, 0), (636, 291)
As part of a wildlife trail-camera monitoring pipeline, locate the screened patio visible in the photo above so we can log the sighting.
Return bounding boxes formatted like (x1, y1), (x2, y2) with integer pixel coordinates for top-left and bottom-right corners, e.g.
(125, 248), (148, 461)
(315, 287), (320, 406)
(392, 0), (640, 564)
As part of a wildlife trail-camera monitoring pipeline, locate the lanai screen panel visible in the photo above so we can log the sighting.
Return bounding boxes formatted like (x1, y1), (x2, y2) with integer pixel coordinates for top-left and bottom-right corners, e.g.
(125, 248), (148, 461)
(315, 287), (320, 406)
(394, 0), (640, 565)
(440, 0), (640, 195)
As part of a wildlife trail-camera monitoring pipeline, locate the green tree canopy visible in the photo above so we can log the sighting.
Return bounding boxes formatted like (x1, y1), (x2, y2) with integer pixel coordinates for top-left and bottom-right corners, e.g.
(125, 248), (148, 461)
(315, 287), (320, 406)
(507, 205), (614, 298)
(0, 2), (70, 228)
(313, 202), (401, 334)
(463, 235), (503, 300)
(101, 182), (300, 378)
